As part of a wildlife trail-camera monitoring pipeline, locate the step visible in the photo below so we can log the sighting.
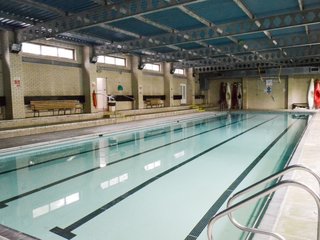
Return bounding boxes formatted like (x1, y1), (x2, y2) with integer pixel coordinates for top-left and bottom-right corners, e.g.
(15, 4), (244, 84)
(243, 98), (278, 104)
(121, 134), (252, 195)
(0, 109), (199, 139)
(0, 112), (105, 130)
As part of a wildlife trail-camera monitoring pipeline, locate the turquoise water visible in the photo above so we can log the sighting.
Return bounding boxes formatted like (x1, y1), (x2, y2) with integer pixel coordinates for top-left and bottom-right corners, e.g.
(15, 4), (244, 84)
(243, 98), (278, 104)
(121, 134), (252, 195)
(0, 112), (309, 240)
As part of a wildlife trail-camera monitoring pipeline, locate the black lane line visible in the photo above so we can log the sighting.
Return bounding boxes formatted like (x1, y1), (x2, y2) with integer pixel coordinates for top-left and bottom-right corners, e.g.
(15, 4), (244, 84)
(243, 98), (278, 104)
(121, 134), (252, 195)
(0, 114), (236, 175)
(184, 120), (298, 240)
(0, 115), (256, 209)
(50, 116), (278, 240)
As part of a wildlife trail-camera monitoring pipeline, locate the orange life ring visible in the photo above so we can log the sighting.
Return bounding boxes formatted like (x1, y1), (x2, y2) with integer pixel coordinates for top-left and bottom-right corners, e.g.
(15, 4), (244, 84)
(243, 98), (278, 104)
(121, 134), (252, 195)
(92, 90), (97, 108)
(314, 79), (320, 109)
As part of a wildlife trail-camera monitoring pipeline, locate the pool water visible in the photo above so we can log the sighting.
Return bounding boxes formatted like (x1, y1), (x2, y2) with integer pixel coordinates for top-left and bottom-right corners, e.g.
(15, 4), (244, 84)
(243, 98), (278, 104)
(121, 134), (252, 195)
(0, 112), (309, 240)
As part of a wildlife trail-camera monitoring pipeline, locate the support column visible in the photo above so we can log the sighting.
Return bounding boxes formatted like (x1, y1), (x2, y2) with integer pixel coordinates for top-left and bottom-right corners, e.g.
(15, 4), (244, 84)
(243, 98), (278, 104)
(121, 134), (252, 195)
(82, 46), (97, 113)
(287, 76), (293, 109)
(131, 56), (144, 109)
(186, 68), (195, 105)
(1, 31), (25, 119)
(163, 62), (173, 107)
(242, 78), (248, 109)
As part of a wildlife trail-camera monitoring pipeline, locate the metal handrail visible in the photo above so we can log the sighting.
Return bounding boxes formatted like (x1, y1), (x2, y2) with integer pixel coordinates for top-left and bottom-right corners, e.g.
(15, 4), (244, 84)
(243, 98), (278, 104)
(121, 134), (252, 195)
(207, 180), (320, 240)
(227, 164), (320, 239)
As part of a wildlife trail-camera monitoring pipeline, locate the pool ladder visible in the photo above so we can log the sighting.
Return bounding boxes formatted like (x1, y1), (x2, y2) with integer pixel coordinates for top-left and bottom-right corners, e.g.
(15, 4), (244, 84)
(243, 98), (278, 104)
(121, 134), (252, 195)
(207, 164), (320, 240)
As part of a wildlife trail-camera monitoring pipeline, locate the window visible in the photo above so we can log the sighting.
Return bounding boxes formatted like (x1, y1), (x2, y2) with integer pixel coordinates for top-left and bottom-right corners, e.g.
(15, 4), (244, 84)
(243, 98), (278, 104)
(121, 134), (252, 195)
(22, 43), (40, 55)
(97, 55), (126, 66)
(144, 63), (160, 72)
(174, 68), (185, 75)
(58, 48), (74, 59)
(41, 45), (57, 57)
(22, 42), (74, 60)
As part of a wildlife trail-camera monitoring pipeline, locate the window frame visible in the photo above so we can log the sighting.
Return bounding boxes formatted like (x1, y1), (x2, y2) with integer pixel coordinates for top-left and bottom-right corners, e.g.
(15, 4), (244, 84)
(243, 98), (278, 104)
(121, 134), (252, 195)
(144, 63), (161, 72)
(174, 68), (185, 75)
(22, 42), (75, 60)
(97, 55), (126, 67)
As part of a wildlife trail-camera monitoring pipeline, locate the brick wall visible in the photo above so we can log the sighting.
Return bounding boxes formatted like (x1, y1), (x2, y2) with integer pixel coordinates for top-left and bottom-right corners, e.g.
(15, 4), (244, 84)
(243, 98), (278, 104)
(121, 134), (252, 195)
(23, 63), (83, 96)
(143, 73), (164, 95)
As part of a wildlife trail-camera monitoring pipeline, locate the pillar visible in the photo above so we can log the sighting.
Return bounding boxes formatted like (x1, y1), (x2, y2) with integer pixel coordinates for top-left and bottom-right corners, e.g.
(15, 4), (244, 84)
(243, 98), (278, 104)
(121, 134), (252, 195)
(163, 62), (173, 107)
(186, 68), (195, 105)
(242, 78), (248, 109)
(1, 31), (25, 119)
(82, 46), (97, 113)
(131, 56), (144, 109)
(287, 76), (294, 109)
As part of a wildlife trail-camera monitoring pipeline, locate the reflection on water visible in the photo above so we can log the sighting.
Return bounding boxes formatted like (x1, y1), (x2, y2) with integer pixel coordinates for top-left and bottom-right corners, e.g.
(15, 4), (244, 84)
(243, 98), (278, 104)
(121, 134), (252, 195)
(32, 192), (80, 218)
(100, 173), (129, 190)
(144, 160), (161, 171)
(0, 112), (311, 240)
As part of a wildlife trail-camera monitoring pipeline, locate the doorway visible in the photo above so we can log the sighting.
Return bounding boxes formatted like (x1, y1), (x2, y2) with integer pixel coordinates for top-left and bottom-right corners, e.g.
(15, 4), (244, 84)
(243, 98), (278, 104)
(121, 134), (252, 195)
(96, 78), (107, 110)
(180, 84), (187, 105)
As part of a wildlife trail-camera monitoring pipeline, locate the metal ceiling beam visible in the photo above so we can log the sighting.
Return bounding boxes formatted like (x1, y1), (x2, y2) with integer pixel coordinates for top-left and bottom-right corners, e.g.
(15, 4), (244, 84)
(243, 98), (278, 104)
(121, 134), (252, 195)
(170, 6), (258, 62)
(52, 35), (94, 46)
(200, 66), (320, 78)
(12, 0), (66, 17)
(17, 0), (200, 43)
(133, 16), (181, 51)
(298, 0), (304, 12)
(298, 0), (310, 35)
(135, 15), (174, 32)
(95, 8), (320, 54)
(233, 0), (286, 58)
(99, 24), (141, 38)
(173, 45), (320, 69)
(177, 5), (259, 64)
(91, 0), (107, 5)
(59, 32), (109, 45)
(140, 32), (320, 63)
(194, 58), (320, 73)
(0, 11), (35, 25)
(177, 6), (239, 49)
(233, 0), (273, 40)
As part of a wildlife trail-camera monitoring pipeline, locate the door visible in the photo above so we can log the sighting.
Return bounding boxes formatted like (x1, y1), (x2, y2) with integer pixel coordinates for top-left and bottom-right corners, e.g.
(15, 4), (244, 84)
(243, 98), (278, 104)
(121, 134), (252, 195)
(180, 84), (187, 104)
(96, 78), (107, 110)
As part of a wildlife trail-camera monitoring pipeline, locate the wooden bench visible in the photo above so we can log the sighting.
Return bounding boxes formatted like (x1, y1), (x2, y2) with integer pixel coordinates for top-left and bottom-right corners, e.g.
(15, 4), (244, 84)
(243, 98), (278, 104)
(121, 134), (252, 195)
(30, 100), (80, 117)
(145, 98), (164, 108)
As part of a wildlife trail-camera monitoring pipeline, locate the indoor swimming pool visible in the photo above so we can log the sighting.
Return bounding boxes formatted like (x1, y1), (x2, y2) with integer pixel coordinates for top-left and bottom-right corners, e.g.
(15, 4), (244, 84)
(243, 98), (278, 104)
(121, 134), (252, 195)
(0, 112), (310, 240)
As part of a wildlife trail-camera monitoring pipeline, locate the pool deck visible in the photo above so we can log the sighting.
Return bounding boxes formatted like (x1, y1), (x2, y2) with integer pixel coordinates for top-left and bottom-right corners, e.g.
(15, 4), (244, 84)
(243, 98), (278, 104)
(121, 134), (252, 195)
(256, 111), (320, 240)
(0, 112), (216, 151)
(1, 110), (319, 239)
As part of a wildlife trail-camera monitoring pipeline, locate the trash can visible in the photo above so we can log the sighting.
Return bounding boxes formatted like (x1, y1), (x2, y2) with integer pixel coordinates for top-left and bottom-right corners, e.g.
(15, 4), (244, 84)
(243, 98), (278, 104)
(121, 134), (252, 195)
(108, 101), (116, 112)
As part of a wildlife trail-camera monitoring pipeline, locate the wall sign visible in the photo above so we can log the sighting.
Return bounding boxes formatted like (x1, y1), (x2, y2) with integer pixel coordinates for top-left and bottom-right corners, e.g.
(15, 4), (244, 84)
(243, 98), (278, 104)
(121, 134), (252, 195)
(117, 85), (124, 91)
(13, 77), (21, 87)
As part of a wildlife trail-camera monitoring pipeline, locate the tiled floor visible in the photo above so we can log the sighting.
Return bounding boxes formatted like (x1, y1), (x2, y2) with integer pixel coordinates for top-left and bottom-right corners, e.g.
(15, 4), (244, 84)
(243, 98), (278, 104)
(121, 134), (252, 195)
(273, 113), (320, 240)
(256, 112), (320, 240)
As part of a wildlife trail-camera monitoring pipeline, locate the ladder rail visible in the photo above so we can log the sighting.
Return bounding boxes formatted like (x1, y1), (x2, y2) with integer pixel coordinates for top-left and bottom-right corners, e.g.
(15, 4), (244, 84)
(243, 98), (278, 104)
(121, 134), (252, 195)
(227, 164), (320, 239)
(207, 180), (320, 240)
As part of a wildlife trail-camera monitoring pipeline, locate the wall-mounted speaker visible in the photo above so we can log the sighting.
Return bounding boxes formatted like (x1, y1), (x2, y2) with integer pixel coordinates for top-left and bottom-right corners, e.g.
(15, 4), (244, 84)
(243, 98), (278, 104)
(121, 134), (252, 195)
(90, 56), (98, 64)
(138, 63), (145, 70)
(138, 56), (145, 70)
(10, 43), (22, 53)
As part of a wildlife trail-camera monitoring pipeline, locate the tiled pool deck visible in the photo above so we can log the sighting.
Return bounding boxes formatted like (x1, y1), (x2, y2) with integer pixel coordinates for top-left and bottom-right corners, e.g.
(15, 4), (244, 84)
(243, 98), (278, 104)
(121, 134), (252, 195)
(256, 112), (320, 240)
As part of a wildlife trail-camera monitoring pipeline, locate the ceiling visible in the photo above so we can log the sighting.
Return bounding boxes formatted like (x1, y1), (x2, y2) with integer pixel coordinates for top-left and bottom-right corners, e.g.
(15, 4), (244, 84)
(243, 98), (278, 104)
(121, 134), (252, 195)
(1, 0), (320, 73)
